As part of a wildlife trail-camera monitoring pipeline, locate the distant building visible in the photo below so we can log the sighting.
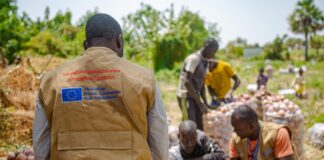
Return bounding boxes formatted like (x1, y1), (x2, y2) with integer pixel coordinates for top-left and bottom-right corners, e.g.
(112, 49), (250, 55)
(244, 48), (263, 58)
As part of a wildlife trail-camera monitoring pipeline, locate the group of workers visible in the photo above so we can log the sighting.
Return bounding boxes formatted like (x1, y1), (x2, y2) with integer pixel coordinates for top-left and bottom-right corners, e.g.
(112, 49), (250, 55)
(256, 60), (307, 99)
(176, 39), (241, 130)
(169, 104), (298, 160)
(256, 60), (306, 98)
(32, 13), (299, 160)
(173, 34), (298, 159)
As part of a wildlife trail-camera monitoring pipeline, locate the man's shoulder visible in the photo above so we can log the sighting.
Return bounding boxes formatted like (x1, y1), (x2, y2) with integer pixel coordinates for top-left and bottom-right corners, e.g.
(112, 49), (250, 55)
(197, 130), (210, 144)
(219, 60), (232, 68)
(231, 132), (243, 144)
(261, 122), (288, 138)
(197, 129), (207, 138)
(262, 121), (282, 128)
(185, 52), (201, 62)
(169, 145), (181, 159)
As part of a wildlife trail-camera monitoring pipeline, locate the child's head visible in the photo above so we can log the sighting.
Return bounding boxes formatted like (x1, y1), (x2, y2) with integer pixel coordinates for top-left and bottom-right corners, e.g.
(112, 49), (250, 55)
(298, 68), (304, 75)
(259, 67), (264, 74)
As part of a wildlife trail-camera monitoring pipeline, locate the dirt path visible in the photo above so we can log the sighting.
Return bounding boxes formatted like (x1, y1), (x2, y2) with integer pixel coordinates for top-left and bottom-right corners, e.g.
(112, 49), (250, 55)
(303, 140), (324, 160)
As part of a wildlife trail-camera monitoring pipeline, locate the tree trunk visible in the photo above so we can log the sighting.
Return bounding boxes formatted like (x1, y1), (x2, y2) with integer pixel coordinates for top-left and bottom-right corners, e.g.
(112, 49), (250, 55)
(0, 47), (6, 68)
(304, 31), (309, 61)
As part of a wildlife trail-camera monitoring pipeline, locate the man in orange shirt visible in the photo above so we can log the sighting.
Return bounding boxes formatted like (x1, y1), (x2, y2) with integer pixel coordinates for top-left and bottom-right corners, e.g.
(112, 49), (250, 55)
(229, 104), (298, 160)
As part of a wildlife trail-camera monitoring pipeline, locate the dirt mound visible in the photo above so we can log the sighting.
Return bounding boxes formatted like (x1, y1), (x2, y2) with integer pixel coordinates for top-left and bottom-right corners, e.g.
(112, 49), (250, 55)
(0, 109), (34, 145)
(0, 63), (39, 146)
(0, 64), (39, 110)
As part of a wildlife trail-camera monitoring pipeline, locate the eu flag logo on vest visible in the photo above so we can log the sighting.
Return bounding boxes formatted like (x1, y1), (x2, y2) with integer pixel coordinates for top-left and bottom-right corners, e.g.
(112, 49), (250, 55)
(61, 87), (83, 102)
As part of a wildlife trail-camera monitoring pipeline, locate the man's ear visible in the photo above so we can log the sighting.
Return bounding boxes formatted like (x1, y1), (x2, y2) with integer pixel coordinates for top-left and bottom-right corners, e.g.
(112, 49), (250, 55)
(117, 34), (123, 57)
(83, 40), (88, 50)
(250, 122), (256, 131)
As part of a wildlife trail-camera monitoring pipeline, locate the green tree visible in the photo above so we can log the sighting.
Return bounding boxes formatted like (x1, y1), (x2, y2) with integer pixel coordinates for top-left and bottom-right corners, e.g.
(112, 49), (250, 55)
(310, 35), (324, 57)
(47, 10), (72, 30)
(283, 37), (304, 59)
(226, 43), (244, 57)
(122, 3), (219, 71)
(289, 0), (324, 61)
(283, 37), (304, 50)
(25, 24), (83, 58)
(122, 3), (164, 67)
(59, 24), (79, 41)
(226, 37), (248, 57)
(0, 0), (24, 65)
(44, 6), (50, 22)
(26, 31), (65, 57)
(263, 35), (287, 60)
(154, 7), (218, 71)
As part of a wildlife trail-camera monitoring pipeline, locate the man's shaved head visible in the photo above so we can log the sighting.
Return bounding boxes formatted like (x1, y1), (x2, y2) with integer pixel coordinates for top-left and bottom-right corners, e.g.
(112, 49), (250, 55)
(84, 13), (124, 56)
(179, 120), (197, 135)
(231, 104), (258, 124)
(86, 13), (122, 44)
(201, 37), (218, 59)
(204, 37), (219, 49)
(179, 120), (198, 154)
(231, 104), (259, 139)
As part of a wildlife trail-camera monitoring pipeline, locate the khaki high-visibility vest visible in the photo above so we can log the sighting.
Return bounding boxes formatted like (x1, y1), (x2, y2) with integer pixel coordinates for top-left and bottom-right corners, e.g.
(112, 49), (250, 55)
(232, 121), (299, 160)
(38, 47), (155, 160)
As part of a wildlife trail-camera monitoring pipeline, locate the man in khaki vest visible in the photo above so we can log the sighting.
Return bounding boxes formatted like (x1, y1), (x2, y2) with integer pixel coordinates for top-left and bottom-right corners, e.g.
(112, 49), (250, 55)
(229, 104), (298, 160)
(33, 13), (168, 160)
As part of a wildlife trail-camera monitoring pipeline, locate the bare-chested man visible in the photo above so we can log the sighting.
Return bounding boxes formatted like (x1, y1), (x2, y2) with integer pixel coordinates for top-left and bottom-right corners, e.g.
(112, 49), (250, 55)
(177, 38), (219, 130)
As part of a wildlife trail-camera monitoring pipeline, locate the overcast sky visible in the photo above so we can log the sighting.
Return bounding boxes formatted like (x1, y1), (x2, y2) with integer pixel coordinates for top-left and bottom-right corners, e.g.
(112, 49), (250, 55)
(17, 0), (324, 47)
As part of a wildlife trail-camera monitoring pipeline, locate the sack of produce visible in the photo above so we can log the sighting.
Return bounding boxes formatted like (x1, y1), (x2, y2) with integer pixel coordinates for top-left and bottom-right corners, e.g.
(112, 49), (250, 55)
(308, 123), (324, 149)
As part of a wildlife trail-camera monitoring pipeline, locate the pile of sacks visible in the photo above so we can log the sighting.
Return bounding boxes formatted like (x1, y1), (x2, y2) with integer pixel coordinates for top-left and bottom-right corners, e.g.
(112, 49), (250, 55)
(203, 99), (246, 154)
(203, 90), (304, 157)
